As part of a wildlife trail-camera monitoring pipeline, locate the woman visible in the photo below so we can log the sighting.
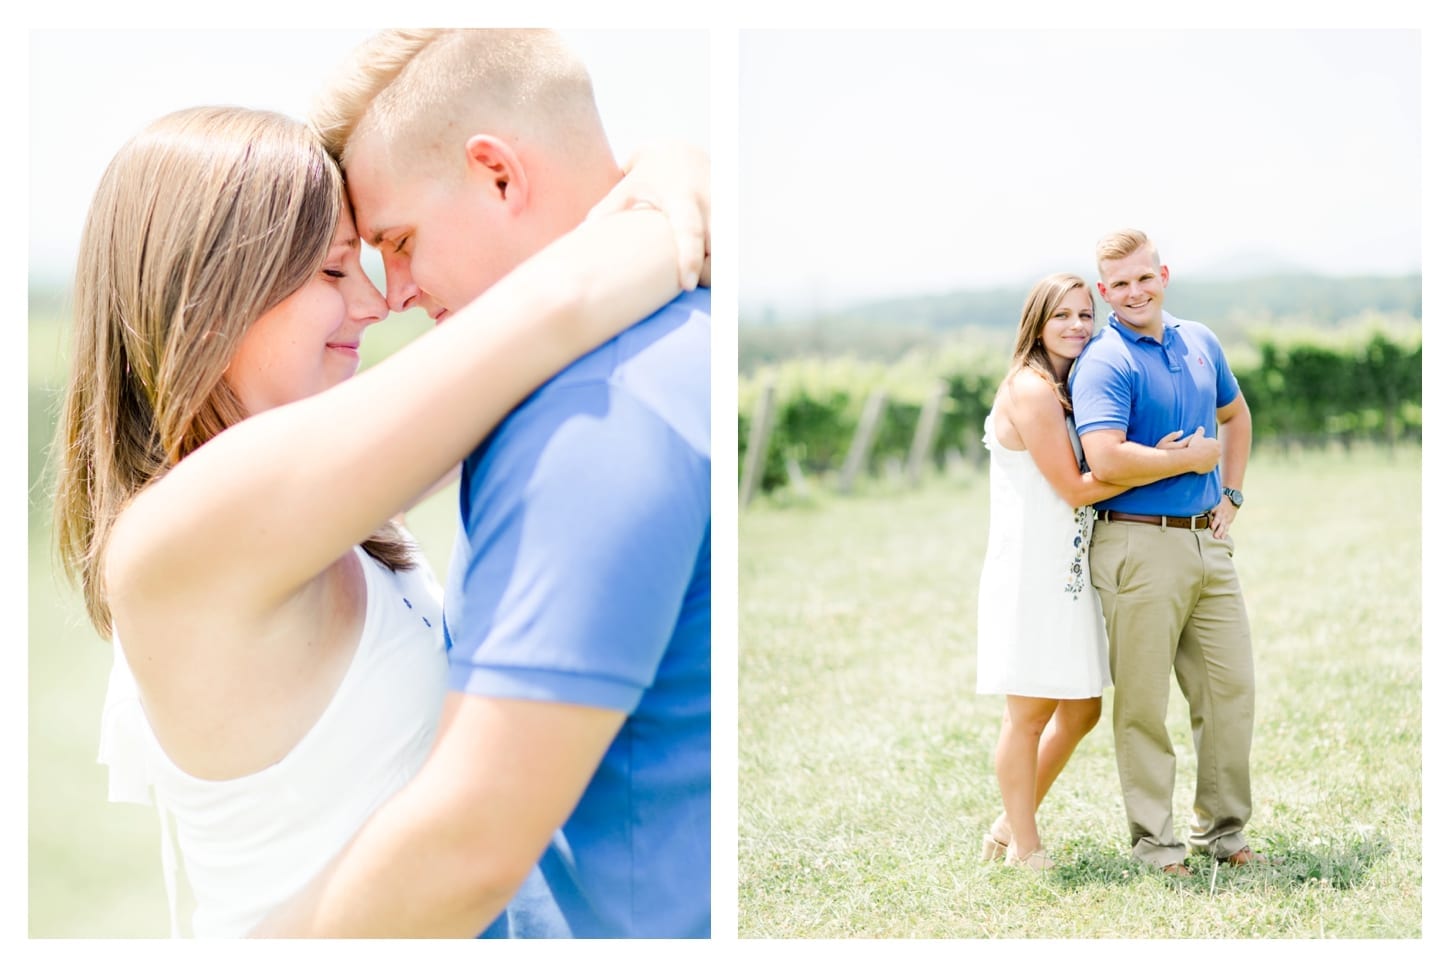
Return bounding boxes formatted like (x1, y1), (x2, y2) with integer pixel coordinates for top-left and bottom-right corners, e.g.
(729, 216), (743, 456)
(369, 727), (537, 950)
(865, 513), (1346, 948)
(974, 273), (1217, 870)
(54, 106), (706, 936)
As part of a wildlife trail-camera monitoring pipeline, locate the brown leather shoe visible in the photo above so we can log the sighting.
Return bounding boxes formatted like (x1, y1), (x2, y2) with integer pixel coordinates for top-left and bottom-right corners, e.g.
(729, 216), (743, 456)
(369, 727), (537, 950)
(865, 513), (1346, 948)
(1219, 847), (1275, 866)
(1161, 862), (1192, 876)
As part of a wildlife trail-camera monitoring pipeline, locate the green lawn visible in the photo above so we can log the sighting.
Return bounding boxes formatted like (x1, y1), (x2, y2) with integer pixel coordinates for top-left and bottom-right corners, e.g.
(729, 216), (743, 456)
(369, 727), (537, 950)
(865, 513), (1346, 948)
(738, 447), (1421, 938)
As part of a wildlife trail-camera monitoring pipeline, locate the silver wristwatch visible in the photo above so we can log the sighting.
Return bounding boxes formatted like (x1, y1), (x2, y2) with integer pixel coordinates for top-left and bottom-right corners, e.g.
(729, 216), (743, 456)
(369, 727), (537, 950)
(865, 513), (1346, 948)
(1222, 486), (1244, 508)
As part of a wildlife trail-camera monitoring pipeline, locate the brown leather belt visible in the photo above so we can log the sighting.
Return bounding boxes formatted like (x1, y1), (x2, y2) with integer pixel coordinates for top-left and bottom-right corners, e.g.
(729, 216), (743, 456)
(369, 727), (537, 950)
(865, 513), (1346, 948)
(1096, 510), (1213, 530)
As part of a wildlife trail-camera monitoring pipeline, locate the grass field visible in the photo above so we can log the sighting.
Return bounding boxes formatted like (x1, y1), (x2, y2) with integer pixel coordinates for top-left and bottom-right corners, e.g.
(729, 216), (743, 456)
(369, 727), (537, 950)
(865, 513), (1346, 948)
(738, 447), (1422, 938)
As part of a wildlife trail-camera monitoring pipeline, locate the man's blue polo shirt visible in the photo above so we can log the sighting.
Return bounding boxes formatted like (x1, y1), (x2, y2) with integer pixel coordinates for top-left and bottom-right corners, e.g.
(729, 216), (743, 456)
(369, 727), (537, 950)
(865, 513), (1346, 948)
(1069, 310), (1240, 516)
(442, 288), (711, 938)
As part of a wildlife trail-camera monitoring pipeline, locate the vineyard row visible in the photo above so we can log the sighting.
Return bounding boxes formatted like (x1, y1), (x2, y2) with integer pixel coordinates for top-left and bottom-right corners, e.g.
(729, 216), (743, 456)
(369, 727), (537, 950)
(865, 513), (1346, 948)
(738, 330), (1421, 500)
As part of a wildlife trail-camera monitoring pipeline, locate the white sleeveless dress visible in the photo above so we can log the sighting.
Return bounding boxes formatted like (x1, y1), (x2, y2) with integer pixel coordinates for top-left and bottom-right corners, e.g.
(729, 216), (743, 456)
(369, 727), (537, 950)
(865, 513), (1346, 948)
(98, 546), (448, 937)
(975, 410), (1110, 699)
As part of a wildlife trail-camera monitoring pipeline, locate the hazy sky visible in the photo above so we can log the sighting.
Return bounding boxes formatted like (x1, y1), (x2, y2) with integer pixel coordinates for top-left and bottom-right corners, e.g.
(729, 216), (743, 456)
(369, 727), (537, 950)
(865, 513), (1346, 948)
(740, 28), (1422, 313)
(27, 28), (710, 286)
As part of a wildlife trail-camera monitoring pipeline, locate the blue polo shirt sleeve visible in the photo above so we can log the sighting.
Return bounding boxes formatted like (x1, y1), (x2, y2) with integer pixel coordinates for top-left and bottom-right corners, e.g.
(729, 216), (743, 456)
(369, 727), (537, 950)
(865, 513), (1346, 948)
(1069, 342), (1131, 436)
(1207, 329), (1242, 407)
(443, 380), (710, 711)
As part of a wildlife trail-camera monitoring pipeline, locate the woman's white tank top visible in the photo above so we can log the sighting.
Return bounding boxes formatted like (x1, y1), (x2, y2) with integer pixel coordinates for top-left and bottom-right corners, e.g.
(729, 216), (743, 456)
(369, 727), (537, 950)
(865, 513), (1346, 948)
(98, 546), (447, 937)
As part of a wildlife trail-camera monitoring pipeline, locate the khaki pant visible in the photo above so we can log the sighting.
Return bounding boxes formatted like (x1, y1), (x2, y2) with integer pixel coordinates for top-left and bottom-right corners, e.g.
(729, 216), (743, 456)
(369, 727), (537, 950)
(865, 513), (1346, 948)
(1089, 519), (1255, 867)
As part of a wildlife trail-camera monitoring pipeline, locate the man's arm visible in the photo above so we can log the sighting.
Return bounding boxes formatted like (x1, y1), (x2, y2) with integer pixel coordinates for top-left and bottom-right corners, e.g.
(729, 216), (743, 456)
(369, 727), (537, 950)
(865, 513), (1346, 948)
(1079, 426), (1222, 487)
(255, 366), (708, 937)
(1005, 372), (1209, 507)
(1208, 392), (1252, 538)
(253, 694), (625, 937)
(1070, 344), (1220, 488)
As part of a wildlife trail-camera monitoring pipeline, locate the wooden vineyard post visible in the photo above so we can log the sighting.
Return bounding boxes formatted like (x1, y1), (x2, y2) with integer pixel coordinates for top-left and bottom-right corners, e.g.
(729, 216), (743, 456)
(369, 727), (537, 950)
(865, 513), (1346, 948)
(838, 389), (886, 494)
(739, 381), (776, 509)
(906, 380), (947, 487)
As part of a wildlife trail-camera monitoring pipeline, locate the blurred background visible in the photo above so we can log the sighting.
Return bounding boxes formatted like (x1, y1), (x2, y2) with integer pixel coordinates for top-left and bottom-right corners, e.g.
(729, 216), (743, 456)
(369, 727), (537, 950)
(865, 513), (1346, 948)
(26, 27), (708, 938)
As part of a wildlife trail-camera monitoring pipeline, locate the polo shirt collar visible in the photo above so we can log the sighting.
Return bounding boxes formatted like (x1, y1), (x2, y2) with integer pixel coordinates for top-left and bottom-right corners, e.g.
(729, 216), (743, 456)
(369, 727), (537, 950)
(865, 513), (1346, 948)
(1108, 310), (1181, 346)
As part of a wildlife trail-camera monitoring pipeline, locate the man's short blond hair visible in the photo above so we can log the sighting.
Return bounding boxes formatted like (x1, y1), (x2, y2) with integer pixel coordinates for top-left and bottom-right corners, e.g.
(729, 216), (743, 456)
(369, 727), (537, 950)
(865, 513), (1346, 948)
(1095, 229), (1160, 276)
(311, 28), (604, 172)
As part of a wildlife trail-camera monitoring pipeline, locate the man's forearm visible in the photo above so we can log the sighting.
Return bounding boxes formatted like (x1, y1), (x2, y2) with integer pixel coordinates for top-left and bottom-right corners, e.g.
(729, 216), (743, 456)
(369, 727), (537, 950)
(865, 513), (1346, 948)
(251, 693), (623, 938)
(252, 766), (523, 937)
(1087, 438), (1209, 487)
(1219, 407), (1252, 490)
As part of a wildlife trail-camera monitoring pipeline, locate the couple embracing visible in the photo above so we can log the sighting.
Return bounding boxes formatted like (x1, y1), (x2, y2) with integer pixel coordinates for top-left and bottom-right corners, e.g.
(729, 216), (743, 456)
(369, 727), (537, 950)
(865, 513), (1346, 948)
(975, 230), (1268, 877)
(58, 29), (709, 938)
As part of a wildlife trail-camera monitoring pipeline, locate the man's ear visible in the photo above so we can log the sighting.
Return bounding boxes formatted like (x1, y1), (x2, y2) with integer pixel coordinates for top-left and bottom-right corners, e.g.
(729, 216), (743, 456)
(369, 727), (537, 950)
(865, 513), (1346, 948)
(464, 134), (528, 213)
(1096, 281), (1109, 298)
(1160, 264), (1170, 288)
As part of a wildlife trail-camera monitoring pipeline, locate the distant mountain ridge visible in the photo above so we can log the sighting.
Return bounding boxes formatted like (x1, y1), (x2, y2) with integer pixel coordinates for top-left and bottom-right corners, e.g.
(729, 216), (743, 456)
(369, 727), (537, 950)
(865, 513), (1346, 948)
(739, 272), (1422, 373)
(743, 272), (1421, 331)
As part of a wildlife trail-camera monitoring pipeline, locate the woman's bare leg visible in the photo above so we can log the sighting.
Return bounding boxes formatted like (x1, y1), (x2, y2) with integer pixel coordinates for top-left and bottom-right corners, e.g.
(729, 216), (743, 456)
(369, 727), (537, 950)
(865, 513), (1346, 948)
(994, 695), (1060, 856)
(1035, 697), (1102, 802)
(991, 696), (1102, 847)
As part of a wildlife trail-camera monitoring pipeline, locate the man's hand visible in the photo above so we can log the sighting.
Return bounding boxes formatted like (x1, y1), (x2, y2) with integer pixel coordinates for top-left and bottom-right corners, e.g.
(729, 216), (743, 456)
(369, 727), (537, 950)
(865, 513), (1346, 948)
(1179, 427), (1221, 474)
(1151, 427), (1221, 468)
(591, 140), (710, 290)
(1209, 495), (1238, 538)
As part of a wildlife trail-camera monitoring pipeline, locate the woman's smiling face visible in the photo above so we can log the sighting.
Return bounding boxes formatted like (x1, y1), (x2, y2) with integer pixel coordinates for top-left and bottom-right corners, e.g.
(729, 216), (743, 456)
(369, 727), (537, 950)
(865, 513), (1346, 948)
(225, 206), (388, 415)
(1040, 284), (1095, 373)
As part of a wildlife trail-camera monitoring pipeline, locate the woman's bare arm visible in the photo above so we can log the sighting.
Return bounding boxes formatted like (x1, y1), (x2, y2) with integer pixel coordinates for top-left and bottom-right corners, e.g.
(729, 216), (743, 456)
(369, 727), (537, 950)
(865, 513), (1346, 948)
(1005, 373), (1126, 508)
(108, 207), (689, 621)
(591, 141), (710, 289)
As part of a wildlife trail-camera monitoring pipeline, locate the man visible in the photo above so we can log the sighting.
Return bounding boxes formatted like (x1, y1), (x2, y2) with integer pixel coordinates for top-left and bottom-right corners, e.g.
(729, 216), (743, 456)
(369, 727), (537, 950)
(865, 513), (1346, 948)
(1069, 229), (1265, 876)
(257, 29), (710, 937)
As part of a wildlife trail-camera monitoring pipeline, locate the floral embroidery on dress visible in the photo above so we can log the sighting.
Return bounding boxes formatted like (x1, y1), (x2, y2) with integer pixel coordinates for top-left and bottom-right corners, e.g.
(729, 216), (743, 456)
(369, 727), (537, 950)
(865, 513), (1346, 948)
(1065, 506), (1092, 598)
